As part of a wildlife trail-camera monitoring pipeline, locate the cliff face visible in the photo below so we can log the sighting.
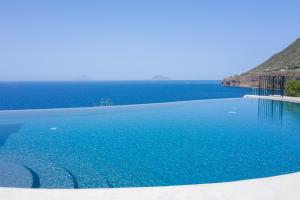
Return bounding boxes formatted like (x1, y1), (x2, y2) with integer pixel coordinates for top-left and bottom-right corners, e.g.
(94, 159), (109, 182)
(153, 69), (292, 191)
(223, 38), (300, 87)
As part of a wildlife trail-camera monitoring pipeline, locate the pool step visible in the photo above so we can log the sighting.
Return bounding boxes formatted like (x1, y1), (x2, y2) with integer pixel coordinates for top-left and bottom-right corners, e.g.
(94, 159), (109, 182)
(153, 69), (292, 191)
(0, 161), (33, 188)
(22, 165), (41, 188)
(24, 162), (78, 188)
(0, 160), (78, 188)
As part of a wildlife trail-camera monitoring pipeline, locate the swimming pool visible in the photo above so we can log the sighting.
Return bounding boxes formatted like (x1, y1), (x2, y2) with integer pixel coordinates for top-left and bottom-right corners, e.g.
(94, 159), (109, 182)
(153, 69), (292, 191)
(0, 98), (300, 188)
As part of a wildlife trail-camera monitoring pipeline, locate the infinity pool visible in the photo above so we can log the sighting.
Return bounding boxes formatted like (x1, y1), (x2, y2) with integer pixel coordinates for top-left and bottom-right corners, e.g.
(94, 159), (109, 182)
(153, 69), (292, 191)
(0, 98), (300, 188)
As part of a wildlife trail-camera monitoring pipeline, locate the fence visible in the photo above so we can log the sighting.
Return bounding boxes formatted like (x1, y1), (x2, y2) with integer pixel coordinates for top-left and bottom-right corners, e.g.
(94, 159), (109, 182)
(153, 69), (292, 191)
(252, 75), (296, 96)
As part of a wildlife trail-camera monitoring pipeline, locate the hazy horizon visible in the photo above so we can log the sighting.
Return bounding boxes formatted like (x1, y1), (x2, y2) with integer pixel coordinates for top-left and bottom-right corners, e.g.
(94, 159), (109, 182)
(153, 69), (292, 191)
(1, 0), (300, 81)
(0, 78), (222, 82)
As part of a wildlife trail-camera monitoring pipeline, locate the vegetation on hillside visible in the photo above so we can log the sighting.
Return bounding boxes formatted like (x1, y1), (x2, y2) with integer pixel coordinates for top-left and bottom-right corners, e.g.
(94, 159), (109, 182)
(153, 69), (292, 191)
(285, 80), (300, 97)
(247, 38), (300, 75)
(223, 37), (300, 87)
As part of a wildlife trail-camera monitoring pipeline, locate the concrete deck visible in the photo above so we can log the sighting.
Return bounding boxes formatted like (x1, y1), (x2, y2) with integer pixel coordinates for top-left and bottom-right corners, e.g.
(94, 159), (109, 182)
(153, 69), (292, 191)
(244, 94), (300, 103)
(1, 172), (300, 200)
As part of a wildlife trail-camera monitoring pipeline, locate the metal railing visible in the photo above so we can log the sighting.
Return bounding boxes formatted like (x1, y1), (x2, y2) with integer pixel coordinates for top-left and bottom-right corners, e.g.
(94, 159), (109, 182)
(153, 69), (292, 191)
(252, 76), (296, 96)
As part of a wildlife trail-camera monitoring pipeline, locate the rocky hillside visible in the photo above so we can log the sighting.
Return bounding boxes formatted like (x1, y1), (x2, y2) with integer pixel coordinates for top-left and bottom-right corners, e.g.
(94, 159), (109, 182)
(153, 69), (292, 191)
(223, 37), (300, 87)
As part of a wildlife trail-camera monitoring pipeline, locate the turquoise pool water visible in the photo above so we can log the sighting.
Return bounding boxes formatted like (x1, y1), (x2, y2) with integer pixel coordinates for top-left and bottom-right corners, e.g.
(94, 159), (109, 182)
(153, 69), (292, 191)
(0, 98), (300, 188)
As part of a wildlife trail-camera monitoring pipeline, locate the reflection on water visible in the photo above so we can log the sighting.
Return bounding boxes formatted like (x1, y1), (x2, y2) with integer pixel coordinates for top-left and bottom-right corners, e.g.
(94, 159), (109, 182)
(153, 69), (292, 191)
(257, 99), (284, 122)
(257, 99), (300, 123)
(285, 102), (300, 118)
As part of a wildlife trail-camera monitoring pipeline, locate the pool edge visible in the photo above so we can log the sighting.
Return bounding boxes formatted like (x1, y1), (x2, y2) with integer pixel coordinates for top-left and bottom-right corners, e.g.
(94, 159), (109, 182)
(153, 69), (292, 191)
(1, 172), (300, 200)
(0, 97), (244, 113)
(244, 95), (300, 104)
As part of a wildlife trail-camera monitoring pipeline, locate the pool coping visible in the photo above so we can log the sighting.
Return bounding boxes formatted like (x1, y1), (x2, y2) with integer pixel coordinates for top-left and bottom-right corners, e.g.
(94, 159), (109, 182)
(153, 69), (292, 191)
(1, 172), (300, 200)
(244, 95), (300, 103)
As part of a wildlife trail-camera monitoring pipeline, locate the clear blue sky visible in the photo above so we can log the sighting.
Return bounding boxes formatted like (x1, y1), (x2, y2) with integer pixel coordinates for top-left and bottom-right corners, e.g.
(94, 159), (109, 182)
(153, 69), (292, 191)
(0, 0), (300, 80)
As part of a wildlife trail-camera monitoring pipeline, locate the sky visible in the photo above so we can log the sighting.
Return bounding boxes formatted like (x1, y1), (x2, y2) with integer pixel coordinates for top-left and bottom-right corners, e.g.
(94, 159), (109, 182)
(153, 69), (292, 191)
(0, 0), (300, 81)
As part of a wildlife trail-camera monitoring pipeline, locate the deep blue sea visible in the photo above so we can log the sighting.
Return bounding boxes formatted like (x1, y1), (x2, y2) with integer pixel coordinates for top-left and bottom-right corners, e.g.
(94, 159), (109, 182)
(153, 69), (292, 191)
(0, 81), (252, 110)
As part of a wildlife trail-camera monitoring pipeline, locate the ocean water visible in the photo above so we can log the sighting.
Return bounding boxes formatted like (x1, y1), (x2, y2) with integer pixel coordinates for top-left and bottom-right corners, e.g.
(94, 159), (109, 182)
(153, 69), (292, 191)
(1, 98), (300, 188)
(0, 81), (251, 110)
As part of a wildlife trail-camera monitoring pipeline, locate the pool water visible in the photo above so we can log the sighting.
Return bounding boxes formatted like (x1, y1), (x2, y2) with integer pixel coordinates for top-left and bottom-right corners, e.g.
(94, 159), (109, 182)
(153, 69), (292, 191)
(0, 98), (300, 188)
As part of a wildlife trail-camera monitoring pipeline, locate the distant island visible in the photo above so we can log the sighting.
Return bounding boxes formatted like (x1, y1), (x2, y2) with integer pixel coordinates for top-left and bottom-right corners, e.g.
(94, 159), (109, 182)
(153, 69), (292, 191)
(151, 75), (170, 80)
(223, 37), (300, 87)
(75, 75), (94, 81)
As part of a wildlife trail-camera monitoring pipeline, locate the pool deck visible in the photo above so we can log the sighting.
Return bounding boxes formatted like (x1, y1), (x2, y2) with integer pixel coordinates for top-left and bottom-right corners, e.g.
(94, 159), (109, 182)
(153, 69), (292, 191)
(1, 172), (300, 200)
(244, 94), (300, 103)
(2, 96), (300, 200)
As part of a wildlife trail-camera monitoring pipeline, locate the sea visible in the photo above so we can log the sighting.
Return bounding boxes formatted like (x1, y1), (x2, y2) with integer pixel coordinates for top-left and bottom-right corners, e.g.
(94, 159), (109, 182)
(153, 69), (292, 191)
(0, 80), (252, 110)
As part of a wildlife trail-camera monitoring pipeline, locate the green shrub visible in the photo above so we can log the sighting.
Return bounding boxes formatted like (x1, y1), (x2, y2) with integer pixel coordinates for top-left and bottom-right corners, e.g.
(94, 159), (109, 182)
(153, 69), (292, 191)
(285, 80), (300, 97)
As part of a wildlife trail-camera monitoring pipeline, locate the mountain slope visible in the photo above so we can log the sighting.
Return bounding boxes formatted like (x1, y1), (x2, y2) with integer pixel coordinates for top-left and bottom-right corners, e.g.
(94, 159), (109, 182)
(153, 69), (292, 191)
(248, 38), (300, 74)
(223, 37), (300, 87)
